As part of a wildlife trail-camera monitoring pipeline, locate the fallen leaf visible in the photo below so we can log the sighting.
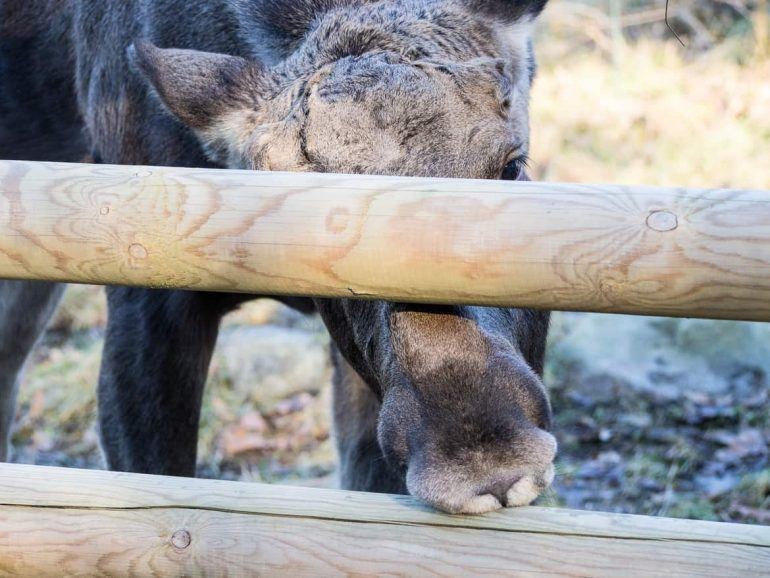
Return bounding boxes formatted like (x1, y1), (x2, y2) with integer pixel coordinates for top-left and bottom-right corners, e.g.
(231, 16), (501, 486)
(28, 390), (46, 420)
(220, 427), (275, 457)
(714, 429), (768, 463)
(239, 411), (269, 433)
(212, 397), (235, 422)
(271, 392), (314, 416)
(729, 505), (770, 524)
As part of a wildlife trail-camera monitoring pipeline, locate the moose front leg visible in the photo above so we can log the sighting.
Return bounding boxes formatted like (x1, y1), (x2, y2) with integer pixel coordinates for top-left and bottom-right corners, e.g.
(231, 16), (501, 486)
(331, 346), (407, 495)
(0, 281), (65, 461)
(98, 287), (240, 476)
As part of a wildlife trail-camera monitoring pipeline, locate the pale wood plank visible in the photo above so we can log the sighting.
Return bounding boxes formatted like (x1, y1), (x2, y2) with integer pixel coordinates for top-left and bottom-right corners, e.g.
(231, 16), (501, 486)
(1, 160), (769, 320)
(1, 464), (767, 546)
(0, 464), (770, 576)
(0, 464), (768, 578)
(1, 506), (768, 578)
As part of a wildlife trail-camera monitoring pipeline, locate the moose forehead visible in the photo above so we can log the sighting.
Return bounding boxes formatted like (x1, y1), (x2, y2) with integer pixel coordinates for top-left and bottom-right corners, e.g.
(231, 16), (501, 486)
(131, 2), (541, 178)
(254, 51), (531, 177)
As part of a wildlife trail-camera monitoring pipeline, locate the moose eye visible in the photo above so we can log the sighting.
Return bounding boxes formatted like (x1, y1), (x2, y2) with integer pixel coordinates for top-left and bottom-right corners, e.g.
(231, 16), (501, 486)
(501, 155), (526, 181)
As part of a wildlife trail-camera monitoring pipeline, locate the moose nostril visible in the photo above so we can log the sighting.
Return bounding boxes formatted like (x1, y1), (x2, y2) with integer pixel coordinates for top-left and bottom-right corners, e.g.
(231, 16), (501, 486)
(484, 477), (521, 506)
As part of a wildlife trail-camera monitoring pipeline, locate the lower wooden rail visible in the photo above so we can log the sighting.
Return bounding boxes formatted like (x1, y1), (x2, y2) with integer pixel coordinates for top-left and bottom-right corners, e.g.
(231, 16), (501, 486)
(0, 464), (767, 577)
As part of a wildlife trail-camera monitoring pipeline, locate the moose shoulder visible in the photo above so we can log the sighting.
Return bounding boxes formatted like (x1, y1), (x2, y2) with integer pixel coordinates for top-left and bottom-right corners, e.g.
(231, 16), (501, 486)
(0, 0), (555, 514)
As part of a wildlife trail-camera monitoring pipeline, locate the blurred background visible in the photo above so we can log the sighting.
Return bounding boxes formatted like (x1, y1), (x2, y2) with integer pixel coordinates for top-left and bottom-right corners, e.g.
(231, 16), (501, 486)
(9, 0), (770, 524)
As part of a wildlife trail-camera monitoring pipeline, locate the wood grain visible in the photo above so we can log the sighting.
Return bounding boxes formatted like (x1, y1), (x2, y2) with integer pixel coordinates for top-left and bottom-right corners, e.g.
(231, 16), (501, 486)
(0, 464), (768, 577)
(1, 160), (769, 320)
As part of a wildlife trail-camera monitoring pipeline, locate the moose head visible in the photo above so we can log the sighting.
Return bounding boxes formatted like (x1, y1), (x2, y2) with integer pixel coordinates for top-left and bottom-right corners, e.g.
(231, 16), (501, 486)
(130, 0), (555, 514)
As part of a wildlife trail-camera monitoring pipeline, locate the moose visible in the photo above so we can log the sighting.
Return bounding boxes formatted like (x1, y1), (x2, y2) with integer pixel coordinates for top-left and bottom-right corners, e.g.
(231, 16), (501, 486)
(0, 0), (555, 514)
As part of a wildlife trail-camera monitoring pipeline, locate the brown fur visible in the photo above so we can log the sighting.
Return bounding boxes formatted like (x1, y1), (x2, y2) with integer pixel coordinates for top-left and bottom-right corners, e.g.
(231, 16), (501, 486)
(0, 0), (555, 514)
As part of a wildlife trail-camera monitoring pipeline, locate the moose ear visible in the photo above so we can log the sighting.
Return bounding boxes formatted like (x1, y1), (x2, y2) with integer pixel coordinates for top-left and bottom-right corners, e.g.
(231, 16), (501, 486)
(463, 0), (549, 23)
(127, 41), (265, 129)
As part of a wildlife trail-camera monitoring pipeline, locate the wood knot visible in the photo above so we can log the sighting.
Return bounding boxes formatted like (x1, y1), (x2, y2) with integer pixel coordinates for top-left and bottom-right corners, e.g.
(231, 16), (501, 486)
(646, 210), (678, 232)
(128, 243), (148, 259)
(99, 205), (110, 216)
(170, 529), (191, 550)
(326, 207), (350, 234)
(599, 278), (625, 302)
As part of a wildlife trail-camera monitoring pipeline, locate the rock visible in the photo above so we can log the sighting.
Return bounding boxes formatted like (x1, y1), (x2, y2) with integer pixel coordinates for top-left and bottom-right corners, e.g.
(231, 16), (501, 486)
(547, 312), (770, 399)
(214, 324), (332, 409)
(639, 478), (664, 492)
(695, 474), (740, 499)
(683, 402), (736, 425)
(577, 451), (623, 479)
(619, 413), (652, 429)
(270, 392), (315, 417)
(714, 429), (768, 463)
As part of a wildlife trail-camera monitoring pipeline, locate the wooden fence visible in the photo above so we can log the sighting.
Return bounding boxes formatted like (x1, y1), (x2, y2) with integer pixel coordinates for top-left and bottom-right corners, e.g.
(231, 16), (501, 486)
(1, 160), (769, 320)
(0, 159), (769, 576)
(0, 463), (768, 577)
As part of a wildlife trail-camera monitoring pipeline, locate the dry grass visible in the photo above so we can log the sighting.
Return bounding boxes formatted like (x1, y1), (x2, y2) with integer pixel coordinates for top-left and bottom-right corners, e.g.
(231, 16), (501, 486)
(531, 39), (770, 189)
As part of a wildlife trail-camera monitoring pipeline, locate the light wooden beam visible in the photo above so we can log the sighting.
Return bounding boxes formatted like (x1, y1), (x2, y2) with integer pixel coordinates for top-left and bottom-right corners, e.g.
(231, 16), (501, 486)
(0, 463), (767, 577)
(1, 160), (769, 320)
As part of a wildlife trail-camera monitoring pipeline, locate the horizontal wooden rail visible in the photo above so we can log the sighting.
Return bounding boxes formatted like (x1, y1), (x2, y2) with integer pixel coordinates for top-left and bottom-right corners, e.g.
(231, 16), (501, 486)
(0, 464), (767, 577)
(1, 160), (769, 320)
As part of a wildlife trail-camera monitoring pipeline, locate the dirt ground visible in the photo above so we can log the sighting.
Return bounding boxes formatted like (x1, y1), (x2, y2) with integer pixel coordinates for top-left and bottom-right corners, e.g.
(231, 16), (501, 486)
(11, 286), (770, 525)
